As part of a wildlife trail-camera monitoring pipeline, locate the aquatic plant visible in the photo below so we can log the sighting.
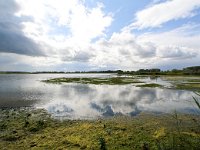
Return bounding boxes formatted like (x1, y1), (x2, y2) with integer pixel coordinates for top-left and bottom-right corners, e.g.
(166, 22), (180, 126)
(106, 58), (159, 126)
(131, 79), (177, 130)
(193, 92), (200, 110)
(98, 137), (107, 150)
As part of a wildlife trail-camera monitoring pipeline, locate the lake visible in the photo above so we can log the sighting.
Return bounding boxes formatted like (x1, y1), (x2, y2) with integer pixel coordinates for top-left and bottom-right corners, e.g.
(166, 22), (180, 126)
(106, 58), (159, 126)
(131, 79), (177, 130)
(0, 74), (198, 119)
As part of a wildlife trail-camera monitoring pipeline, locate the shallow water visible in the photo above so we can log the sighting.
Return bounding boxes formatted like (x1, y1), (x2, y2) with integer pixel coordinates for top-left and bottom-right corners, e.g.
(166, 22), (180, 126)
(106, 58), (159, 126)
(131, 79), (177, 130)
(0, 74), (199, 119)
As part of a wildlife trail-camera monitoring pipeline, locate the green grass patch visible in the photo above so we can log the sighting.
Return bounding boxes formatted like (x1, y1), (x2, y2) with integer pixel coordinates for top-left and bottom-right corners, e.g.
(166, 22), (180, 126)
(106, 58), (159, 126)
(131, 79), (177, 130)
(163, 76), (200, 82)
(161, 76), (200, 91)
(43, 77), (144, 85)
(174, 83), (200, 90)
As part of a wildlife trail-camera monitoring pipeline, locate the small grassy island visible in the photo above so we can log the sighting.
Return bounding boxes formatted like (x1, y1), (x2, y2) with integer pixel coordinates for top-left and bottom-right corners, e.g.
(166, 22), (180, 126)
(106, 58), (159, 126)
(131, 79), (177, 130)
(0, 109), (200, 150)
(43, 75), (200, 91)
(43, 77), (144, 85)
(163, 76), (200, 91)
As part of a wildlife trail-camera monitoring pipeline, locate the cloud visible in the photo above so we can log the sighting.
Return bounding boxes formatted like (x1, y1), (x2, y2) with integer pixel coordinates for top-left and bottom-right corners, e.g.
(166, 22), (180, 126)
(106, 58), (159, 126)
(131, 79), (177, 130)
(0, 0), (45, 56)
(90, 22), (200, 70)
(130, 0), (200, 29)
(0, 52), (64, 71)
(88, 31), (157, 70)
(16, 0), (112, 43)
(97, 31), (156, 58)
(0, 0), (20, 19)
(13, 0), (112, 61)
(132, 23), (200, 69)
(138, 23), (200, 57)
(60, 49), (95, 62)
(0, 25), (44, 56)
(138, 23), (200, 49)
(157, 45), (197, 59)
(0, 0), (199, 71)
(0, 0), (113, 70)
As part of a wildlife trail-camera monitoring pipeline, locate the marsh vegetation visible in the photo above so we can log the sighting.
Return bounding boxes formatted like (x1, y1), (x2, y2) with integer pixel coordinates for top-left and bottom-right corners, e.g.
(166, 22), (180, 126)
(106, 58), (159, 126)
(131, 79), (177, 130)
(43, 75), (200, 91)
(43, 77), (144, 85)
(0, 108), (200, 150)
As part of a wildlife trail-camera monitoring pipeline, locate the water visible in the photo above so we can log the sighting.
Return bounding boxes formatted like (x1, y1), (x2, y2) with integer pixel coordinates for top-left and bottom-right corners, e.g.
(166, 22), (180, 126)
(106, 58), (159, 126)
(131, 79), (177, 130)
(0, 74), (198, 119)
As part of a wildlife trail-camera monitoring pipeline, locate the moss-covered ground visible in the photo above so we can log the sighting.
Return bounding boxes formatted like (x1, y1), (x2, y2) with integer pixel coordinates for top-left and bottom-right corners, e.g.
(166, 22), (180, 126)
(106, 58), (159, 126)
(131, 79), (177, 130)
(0, 109), (200, 150)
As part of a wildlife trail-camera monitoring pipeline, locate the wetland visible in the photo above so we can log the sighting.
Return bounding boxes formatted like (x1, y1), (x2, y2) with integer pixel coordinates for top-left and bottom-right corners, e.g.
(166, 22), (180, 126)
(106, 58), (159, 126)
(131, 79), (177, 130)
(0, 73), (200, 149)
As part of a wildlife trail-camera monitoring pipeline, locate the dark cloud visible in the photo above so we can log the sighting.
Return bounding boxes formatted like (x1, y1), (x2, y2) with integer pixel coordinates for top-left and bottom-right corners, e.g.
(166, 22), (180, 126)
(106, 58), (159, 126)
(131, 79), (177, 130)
(0, 0), (44, 56)
(0, 0), (19, 16)
(0, 24), (44, 56)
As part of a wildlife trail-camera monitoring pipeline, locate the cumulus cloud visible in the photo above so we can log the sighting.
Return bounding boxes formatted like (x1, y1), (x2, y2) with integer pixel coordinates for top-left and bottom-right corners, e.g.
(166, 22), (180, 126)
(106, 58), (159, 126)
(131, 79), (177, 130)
(90, 22), (200, 70)
(138, 23), (200, 49)
(14, 0), (112, 61)
(0, 0), (44, 56)
(137, 23), (200, 60)
(0, 0), (113, 64)
(89, 31), (158, 70)
(157, 45), (197, 59)
(130, 0), (200, 29)
(0, 0), (199, 71)
(105, 31), (156, 58)
(15, 0), (112, 43)
(60, 49), (95, 62)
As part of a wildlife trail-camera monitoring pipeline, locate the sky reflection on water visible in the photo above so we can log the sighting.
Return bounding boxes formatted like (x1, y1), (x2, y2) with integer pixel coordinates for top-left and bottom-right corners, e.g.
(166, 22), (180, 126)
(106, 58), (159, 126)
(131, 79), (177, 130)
(0, 74), (198, 119)
(35, 83), (197, 119)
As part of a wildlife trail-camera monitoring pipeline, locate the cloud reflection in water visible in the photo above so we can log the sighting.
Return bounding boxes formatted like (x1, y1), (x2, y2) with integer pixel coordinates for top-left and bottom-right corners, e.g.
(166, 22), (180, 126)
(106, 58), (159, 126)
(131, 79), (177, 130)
(35, 83), (197, 119)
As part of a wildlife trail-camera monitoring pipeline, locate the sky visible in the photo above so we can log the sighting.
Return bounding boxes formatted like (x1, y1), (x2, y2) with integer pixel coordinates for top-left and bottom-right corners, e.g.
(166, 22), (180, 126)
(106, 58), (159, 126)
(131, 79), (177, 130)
(0, 0), (200, 71)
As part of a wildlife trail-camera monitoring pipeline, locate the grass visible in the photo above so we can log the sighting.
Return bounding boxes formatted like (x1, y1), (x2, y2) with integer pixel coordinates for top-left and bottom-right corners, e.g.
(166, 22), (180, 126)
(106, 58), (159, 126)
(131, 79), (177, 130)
(43, 77), (144, 85)
(174, 83), (200, 90)
(136, 83), (163, 88)
(163, 76), (200, 82)
(43, 75), (200, 91)
(193, 92), (200, 110)
(160, 76), (200, 91)
(0, 109), (200, 150)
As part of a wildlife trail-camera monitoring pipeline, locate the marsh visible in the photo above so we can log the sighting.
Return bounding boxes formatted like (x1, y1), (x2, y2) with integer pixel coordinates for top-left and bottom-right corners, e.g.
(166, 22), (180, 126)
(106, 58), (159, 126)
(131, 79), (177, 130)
(0, 73), (199, 119)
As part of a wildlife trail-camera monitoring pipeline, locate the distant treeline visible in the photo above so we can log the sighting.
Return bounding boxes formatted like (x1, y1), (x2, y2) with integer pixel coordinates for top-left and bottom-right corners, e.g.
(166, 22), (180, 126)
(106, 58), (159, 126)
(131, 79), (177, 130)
(0, 66), (200, 75)
(117, 66), (200, 75)
(0, 71), (31, 74)
(0, 71), (66, 74)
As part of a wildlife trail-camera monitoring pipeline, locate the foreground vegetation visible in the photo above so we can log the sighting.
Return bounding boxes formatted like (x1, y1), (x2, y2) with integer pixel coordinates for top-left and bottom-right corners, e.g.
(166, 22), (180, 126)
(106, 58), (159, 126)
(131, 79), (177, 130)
(0, 108), (200, 150)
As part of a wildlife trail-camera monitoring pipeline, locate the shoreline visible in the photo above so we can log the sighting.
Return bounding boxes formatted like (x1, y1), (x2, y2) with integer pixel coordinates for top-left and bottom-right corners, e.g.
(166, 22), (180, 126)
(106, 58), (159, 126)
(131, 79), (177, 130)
(0, 108), (200, 149)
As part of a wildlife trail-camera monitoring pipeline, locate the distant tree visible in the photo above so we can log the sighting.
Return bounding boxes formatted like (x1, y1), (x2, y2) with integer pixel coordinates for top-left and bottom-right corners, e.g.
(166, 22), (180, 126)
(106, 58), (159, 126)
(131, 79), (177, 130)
(183, 66), (200, 75)
(117, 70), (123, 74)
(150, 69), (160, 73)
